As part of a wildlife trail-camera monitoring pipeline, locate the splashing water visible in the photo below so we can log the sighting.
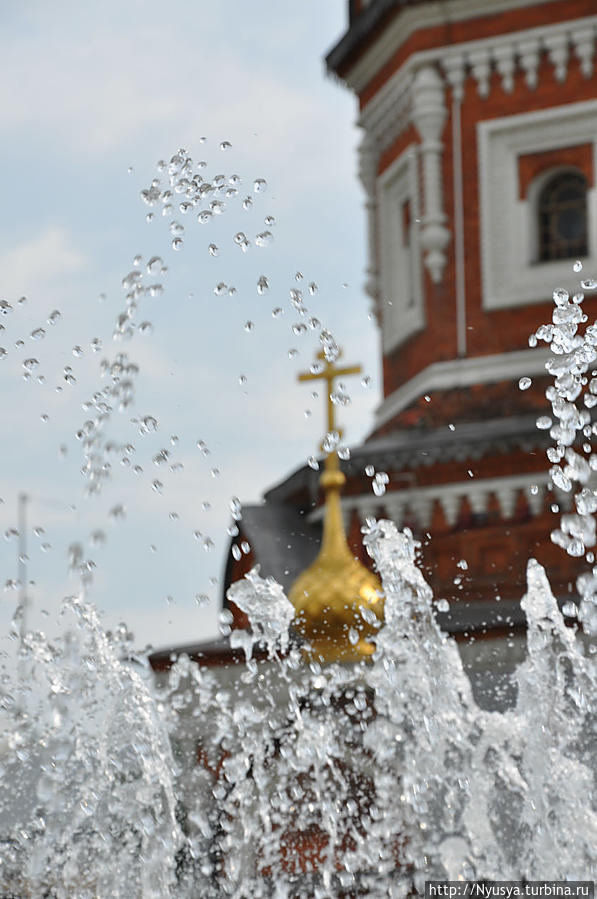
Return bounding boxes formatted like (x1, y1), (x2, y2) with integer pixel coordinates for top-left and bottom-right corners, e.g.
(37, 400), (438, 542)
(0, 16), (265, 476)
(0, 146), (596, 896)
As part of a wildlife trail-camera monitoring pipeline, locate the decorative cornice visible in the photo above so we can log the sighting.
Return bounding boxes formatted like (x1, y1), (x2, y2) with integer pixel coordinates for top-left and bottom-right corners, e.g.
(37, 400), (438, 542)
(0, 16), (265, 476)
(375, 348), (551, 428)
(359, 15), (597, 155)
(307, 471), (552, 531)
(341, 0), (564, 95)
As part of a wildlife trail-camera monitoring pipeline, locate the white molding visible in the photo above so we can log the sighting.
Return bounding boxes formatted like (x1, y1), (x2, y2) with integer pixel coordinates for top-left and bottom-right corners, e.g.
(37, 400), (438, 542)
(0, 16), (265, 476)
(411, 66), (451, 284)
(378, 145), (424, 354)
(374, 348), (550, 428)
(308, 472), (551, 530)
(344, 0), (561, 95)
(358, 16), (597, 155)
(478, 100), (597, 311)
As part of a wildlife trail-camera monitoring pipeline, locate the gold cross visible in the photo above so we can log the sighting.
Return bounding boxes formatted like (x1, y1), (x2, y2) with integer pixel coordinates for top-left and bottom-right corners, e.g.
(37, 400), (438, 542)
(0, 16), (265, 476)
(298, 349), (362, 443)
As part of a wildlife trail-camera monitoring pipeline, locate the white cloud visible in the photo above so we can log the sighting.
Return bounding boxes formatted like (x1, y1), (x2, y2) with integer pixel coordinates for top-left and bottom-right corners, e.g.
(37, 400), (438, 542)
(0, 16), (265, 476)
(0, 227), (87, 298)
(0, 4), (357, 193)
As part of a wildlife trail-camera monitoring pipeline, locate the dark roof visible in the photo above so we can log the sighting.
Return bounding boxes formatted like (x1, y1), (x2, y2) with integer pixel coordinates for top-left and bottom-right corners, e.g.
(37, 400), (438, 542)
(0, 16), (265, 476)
(227, 502), (321, 594)
(265, 414), (547, 505)
(326, 0), (434, 79)
(148, 638), (271, 672)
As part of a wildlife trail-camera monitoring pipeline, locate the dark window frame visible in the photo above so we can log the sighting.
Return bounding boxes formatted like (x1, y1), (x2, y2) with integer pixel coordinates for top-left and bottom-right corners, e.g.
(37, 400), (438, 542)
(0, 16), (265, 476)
(537, 170), (588, 263)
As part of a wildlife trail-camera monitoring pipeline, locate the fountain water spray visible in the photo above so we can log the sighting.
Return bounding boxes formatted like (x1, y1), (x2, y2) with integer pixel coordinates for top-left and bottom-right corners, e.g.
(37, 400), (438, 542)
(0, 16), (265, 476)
(0, 148), (596, 896)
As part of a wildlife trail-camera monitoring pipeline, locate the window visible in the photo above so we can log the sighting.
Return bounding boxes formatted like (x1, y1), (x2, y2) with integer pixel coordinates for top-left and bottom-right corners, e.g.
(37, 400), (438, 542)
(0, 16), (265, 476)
(478, 100), (597, 310)
(538, 171), (588, 262)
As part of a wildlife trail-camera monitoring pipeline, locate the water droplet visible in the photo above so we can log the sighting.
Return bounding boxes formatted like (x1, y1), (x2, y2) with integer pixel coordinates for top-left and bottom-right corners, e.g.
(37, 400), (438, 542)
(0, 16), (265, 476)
(214, 283), (228, 296)
(257, 275), (269, 295)
(322, 431), (340, 453)
(536, 416), (552, 430)
(437, 599), (450, 613)
(109, 504), (126, 521)
(152, 480), (163, 494)
(169, 220), (184, 236)
(553, 287), (569, 306)
(288, 348), (298, 359)
(230, 497), (242, 520)
(147, 256), (163, 275)
(528, 334), (538, 347)
(265, 215), (275, 227)
(40, 414), (49, 423)
(255, 231), (273, 248)
(203, 537), (215, 551)
(72, 346), (83, 357)
(581, 278), (597, 290)
(146, 212), (154, 222)
(365, 464), (375, 477)
(338, 446), (351, 460)
(239, 374), (247, 385)
(308, 456), (319, 470)
(519, 377), (532, 390)
(208, 244), (219, 257)
(574, 260), (583, 272)
(0, 348), (6, 361)
(31, 328), (45, 340)
(253, 178), (267, 193)
(220, 141), (232, 151)
(232, 544), (242, 562)
(195, 593), (210, 607)
(210, 468), (220, 478)
(139, 321), (153, 335)
(272, 307), (283, 318)
(169, 512), (179, 521)
(171, 237), (183, 251)
(448, 423), (455, 431)
(23, 358), (39, 371)
(244, 321), (254, 332)
(0, 301), (13, 315)
(242, 196), (253, 210)
(91, 530), (106, 547)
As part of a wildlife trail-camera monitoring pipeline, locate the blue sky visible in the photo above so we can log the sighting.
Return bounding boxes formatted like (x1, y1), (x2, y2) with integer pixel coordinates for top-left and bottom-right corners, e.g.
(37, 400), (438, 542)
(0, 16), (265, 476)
(0, 1), (380, 650)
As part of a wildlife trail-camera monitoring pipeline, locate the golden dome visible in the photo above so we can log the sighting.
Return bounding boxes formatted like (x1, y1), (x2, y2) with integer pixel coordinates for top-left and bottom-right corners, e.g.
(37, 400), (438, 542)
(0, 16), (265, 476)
(289, 450), (383, 663)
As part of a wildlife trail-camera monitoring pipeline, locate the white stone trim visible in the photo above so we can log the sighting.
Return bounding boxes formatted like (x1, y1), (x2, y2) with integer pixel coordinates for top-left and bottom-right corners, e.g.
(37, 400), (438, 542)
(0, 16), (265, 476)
(411, 66), (451, 284)
(377, 145), (424, 353)
(375, 348), (550, 428)
(358, 16), (597, 153)
(344, 0), (561, 95)
(308, 472), (551, 530)
(478, 99), (597, 311)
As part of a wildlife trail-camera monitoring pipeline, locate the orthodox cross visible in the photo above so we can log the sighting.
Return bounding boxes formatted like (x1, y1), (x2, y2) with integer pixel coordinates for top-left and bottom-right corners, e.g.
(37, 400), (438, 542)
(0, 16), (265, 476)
(298, 349), (362, 443)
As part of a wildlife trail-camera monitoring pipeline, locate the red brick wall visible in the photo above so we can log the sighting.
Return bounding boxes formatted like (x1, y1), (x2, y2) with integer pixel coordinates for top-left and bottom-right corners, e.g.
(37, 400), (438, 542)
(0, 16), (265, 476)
(376, 47), (597, 404)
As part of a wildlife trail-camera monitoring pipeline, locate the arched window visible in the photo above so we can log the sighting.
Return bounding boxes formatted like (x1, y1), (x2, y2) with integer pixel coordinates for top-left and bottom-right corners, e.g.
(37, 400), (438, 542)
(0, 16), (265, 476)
(538, 171), (588, 262)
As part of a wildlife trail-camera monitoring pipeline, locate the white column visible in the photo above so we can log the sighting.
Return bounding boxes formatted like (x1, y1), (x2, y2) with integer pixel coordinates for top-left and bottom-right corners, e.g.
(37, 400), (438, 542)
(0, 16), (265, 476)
(358, 134), (381, 324)
(443, 53), (467, 357)
(411, 65), (451, 285)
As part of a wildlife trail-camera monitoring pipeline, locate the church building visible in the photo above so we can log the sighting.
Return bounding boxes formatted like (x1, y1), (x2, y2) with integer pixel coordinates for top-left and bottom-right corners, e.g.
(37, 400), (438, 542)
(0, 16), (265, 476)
(209, 0), (597, 685)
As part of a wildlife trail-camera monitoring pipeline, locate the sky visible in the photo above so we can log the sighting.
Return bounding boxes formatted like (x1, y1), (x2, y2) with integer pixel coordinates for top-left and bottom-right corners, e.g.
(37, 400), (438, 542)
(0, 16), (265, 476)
(0, 1), (381, 652)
